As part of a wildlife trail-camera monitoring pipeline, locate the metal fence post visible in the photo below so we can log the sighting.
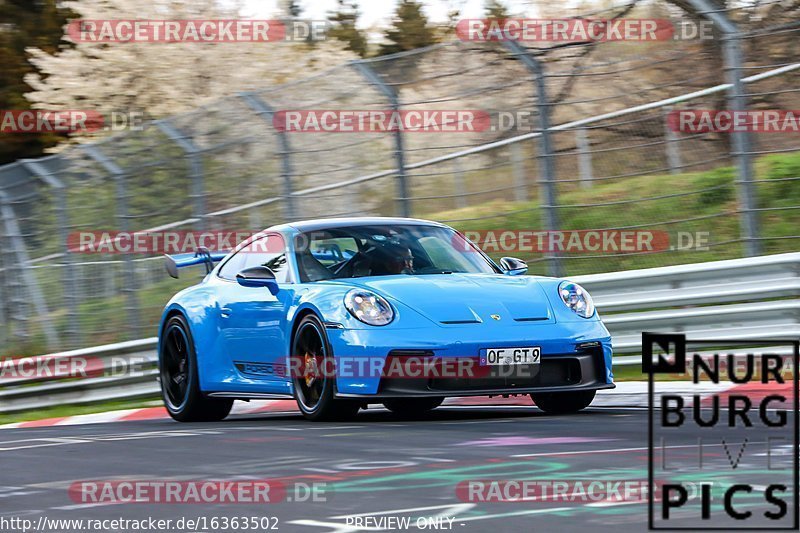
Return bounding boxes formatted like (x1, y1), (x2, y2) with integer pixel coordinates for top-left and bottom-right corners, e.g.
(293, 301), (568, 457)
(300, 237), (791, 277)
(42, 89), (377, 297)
(0, 236), (7, 350)
(687, 0), (760, 256)
(452, 158), (467, 209)
(663, 107), (683, 175)
(503, 40), (562, 277)
(0, 189), (58, 350)
(510, 142), (529, 202)
(21, 158), (82, 347)
(663, 106), (683, 175)
(239, 92), (297, 222)
(83, 146), (141, 338)
(155, 120), (207, 231)
(575, 128), (593, 189)
(351, 60), (411, 218)
(0, 190), (23, 346)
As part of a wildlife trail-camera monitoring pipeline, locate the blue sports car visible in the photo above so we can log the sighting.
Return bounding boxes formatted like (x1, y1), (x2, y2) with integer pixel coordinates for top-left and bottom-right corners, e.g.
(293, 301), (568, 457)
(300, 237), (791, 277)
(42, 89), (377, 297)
(158, 217), (614, 421)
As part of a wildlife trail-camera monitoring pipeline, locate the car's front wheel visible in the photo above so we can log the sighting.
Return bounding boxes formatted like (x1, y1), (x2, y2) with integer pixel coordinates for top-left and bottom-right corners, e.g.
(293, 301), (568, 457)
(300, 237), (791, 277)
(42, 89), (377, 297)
(383, 397), (444, 416)
(291, 315), (360, 421)
(160, 315), (233, 422)
(531, 390), (596, 414)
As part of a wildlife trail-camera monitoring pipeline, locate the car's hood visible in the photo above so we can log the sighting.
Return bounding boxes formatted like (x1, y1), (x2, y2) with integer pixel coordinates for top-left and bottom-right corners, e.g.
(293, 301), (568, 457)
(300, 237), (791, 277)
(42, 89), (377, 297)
(344, 273), (554, 324)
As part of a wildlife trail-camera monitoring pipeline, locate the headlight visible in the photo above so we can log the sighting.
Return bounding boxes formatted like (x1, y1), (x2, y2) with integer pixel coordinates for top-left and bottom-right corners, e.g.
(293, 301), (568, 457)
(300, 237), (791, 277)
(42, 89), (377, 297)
(558, 281), (595, 318)
(344, 289), (394, 326)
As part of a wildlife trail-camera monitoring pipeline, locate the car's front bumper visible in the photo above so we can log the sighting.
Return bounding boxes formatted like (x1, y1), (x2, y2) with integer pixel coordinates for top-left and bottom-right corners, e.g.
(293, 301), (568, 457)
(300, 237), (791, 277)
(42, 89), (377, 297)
(326, 319), (614, 397)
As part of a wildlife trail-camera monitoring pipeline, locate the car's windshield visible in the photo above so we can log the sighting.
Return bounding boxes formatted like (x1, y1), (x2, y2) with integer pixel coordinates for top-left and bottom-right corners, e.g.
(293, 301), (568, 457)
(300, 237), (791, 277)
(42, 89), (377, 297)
(295, 225), (497, 282)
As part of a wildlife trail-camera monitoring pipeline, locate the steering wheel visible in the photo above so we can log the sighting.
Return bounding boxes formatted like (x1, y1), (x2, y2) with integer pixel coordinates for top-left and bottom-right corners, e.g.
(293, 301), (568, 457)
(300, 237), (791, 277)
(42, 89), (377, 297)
(332, 251), (365, 277)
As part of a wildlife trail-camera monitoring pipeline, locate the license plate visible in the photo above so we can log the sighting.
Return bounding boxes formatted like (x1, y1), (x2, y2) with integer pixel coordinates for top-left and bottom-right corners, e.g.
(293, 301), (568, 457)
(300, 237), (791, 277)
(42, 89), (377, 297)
(480, 347), (541, 366)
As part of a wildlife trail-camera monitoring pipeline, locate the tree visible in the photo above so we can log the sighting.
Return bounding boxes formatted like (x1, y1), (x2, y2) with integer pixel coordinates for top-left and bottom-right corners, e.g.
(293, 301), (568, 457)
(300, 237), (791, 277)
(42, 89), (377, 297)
(0, 0), (75, 164)
(438, 0), (465, 39)
(379, 0), (437, 56)
(281, 0), (302, 18)
(24, 0), (358, 144)
(327, 0), (368, 58)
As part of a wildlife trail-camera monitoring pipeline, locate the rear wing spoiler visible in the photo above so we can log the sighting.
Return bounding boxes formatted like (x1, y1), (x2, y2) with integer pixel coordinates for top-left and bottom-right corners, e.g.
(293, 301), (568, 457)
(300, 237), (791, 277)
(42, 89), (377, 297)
(165, 247), (228, 279)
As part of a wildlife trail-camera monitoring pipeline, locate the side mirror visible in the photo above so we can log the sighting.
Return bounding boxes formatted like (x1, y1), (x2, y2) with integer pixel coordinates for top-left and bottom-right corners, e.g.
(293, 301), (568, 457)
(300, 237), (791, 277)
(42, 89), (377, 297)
(500, 257), (528, 276)
(236, 266), (280, 295)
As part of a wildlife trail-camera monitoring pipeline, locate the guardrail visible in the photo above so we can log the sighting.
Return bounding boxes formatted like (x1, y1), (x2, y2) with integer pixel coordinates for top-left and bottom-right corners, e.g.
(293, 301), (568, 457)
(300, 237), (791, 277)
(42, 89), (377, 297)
(0, 338), (158, 414)
(2, 253), (798, 414)
(575, 252), (800, 353)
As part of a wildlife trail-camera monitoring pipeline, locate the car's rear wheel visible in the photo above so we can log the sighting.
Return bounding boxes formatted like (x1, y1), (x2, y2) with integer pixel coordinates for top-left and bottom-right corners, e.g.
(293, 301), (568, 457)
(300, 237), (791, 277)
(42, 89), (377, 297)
(160, 315), (233, 422)
(531, 390), (596, 414)
(383, 397), (444, 416)
(291, 315), (360, 421)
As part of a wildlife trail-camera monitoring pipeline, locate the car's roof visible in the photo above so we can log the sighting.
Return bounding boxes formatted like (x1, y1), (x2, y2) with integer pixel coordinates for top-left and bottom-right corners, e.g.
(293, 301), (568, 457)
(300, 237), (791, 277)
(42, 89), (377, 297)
(269, 217), (449, 233)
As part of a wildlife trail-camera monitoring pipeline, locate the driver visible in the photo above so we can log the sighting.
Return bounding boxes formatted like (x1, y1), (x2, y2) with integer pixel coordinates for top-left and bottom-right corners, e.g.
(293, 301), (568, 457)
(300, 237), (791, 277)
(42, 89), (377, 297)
(383, 243), (415, 275)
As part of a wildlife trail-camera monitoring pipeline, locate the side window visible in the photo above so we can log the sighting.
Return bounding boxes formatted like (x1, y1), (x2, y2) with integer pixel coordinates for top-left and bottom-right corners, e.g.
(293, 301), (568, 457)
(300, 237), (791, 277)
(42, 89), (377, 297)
(241, 234), (290, 283)
(310, 237), (359, 267)
(218, 250), (246, 280)
(218, 234), (289, 283)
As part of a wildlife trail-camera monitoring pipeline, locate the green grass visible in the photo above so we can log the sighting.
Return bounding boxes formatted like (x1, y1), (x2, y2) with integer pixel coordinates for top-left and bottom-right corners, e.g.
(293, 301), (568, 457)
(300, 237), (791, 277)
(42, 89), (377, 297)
(6, 270), (194, 358)
(0, 398), (161, 426)
(426, 151), (800, 275)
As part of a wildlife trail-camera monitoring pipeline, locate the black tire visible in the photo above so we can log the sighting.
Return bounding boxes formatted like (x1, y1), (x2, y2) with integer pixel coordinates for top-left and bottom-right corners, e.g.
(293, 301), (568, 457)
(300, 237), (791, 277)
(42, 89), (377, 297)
(383, 397), (444, 417)
(291, 315), (360, 422)
(531, 390), (596, 414)
(159, 315), (233, 422)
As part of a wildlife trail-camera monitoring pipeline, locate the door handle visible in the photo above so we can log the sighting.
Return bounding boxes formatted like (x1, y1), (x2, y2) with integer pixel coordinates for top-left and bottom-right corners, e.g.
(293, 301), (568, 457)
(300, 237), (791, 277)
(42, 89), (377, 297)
(220, 307), (232, 318)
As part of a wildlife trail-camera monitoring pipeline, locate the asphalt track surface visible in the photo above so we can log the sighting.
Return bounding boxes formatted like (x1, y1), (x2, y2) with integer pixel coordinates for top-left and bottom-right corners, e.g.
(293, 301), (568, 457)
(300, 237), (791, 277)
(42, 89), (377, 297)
(0, 404), (796, 533)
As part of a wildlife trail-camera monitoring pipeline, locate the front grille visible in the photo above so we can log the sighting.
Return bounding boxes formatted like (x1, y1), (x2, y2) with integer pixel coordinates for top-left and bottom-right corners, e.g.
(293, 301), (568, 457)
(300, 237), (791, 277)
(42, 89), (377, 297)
(538, 358), (582, 386)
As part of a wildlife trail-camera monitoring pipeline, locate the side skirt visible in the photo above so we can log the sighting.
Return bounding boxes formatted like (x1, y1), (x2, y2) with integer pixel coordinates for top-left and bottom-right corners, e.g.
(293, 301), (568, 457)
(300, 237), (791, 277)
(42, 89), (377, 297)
(206, 392), (295, 400)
